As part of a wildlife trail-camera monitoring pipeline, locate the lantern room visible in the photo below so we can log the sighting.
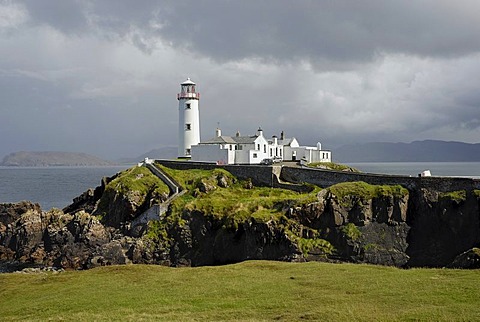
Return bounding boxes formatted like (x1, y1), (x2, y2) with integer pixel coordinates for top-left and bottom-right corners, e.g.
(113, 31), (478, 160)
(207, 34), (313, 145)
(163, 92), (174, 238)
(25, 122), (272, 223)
(177, 78), (200, 100)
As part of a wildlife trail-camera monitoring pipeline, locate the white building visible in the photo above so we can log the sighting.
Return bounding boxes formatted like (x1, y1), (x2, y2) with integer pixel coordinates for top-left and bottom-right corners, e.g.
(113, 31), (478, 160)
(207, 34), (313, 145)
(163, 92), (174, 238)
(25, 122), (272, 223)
(191, 128), (332, 165)
(177, 78), (332, 164)
(177, 78), (201, 158)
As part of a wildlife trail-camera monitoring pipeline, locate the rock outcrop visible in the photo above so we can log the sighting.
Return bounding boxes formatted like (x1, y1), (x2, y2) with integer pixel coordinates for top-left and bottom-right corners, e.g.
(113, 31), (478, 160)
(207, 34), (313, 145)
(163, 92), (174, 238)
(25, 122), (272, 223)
(2, 165), (480, 271)
(288, 184), (411, 267)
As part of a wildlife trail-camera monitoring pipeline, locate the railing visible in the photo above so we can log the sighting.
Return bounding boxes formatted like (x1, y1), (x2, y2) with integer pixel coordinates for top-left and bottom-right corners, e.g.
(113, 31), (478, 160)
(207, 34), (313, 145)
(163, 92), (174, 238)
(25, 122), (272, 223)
(177, 92), (200, 100)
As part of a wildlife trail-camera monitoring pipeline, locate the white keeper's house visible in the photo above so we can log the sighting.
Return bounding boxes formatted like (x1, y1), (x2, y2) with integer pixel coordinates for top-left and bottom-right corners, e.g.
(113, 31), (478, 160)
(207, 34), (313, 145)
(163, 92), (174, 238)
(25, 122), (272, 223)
(176, 78), (332, 165)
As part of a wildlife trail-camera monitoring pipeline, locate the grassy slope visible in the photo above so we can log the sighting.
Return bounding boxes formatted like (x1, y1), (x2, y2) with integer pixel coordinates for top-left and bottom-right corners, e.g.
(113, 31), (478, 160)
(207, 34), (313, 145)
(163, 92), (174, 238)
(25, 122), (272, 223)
(1, 261), (479, 321)
(96, 166), (170, 217)
(159, 165), (319, 224)
(307, 161), (360, 172)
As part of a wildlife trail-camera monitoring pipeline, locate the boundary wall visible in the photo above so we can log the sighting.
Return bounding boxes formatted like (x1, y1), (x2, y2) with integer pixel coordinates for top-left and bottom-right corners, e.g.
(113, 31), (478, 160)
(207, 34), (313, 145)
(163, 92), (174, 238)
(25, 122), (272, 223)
(155, 160), (480, 193)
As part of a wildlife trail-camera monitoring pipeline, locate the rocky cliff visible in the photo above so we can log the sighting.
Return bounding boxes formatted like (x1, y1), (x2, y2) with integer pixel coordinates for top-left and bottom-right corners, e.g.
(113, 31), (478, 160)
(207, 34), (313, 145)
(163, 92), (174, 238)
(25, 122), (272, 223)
(2, 164), (480, 271)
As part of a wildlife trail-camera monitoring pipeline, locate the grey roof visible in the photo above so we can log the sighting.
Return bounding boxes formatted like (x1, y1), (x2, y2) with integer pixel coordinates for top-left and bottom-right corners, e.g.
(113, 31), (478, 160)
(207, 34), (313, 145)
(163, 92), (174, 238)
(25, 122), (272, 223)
(232, 135), (258, 144)
(199, 136), (237, 144)
(199, 135), (259, 145)
(278, 138), (295, 146)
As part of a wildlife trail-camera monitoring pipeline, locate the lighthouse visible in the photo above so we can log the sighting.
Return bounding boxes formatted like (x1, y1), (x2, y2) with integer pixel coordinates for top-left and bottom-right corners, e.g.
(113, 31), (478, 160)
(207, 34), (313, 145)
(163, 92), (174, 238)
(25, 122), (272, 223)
(177, 78), (201, 158)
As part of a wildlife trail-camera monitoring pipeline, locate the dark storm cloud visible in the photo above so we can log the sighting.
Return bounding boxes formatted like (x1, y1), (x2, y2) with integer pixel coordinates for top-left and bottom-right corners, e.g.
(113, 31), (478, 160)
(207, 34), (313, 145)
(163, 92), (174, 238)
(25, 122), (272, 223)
(21, 0), (88, 33)
(2, 0), (480, 160)
(19, 1), (480, 66)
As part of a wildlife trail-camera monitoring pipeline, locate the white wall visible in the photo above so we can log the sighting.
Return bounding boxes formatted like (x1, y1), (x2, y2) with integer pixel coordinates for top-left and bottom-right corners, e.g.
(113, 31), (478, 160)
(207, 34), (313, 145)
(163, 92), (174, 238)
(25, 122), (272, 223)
(191, 144), (230, 164)
(284, 146), (331, 163)
(178, 97), (200, 158)
(235, 145), (252, 164)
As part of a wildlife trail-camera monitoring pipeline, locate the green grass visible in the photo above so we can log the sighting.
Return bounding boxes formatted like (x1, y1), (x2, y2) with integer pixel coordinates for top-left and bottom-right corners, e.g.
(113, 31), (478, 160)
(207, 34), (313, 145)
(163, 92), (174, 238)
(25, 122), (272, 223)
(474, 190), (480, 198)
(439, 190), (467, 203)
(1, 261), (480, 321)
(307, 161), (360, 172)
(328, 181), (408, 207)
(159, 164), (319, 225)
(110, 166), (170, 196)
(147, 164), (325, 253)
(95, 166), (170, 217)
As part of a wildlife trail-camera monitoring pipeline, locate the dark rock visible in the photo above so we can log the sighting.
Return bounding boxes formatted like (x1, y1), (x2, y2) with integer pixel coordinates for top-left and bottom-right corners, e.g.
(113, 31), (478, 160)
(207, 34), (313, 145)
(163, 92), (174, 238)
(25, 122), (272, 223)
(448, 248), (480, 269)
(0, 201), (41, 225)
(405, 189), (480, 267)
(196, 180), (216, 193)
(167, 213), (300, 267)
(3, 170), (480, 271)
(0, 205), (114, 270)
(216, 174), (230, 188)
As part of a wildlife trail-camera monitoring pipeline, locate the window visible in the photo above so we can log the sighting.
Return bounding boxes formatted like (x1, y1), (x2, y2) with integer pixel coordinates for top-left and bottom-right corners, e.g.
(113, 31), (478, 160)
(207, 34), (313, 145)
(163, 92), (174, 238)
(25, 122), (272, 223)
(185, 103), (191, 109)
(185, 123), (191, 130)
(257, 144), (260, 150)
(253, 153), (257, 158)
(264, 145), (267, 153)
(185, 148), (191, 155)
(229, 145), (232, 151)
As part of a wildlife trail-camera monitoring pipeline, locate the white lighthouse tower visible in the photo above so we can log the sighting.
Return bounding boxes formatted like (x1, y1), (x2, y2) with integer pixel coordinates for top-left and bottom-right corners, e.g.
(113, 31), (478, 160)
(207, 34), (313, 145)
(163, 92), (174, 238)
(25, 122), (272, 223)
(177, 78), (201, 158)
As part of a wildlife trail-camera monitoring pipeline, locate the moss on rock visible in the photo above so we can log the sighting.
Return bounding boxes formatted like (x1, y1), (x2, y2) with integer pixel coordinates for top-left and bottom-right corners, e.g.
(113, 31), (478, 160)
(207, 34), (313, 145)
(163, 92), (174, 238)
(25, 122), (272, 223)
(95, 166), (170, 226)
(328, 181), (408, 208)
(439, 190), (467, 203)
(307, 162), (360, 172)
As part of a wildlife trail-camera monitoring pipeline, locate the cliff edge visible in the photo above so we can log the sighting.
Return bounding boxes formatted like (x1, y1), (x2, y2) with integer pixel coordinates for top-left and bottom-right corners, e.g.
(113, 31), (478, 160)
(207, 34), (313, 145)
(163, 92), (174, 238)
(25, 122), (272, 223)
(1, 164), (480, 271)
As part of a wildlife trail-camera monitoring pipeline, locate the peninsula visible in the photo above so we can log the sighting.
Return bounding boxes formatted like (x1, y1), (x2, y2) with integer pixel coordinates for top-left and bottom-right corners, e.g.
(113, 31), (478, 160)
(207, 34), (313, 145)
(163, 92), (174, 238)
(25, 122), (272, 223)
(2, 160), (480, 271)
(1, 151), (115, 167)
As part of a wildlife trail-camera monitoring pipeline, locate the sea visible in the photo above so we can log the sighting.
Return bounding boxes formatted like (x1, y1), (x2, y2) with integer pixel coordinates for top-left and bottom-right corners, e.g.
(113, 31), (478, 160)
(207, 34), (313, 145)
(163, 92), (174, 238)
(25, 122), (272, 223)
(0, 162), (479, 211)
(0, 165), (131, 211)
(346, 162), (480, 179)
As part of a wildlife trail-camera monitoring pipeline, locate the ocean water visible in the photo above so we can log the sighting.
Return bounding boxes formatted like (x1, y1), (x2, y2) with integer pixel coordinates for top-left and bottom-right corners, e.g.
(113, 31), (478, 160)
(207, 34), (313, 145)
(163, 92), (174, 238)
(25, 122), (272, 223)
(1, 163), (479, 211)
(346, 162), (480, 178)
(0, 166), (130, 211)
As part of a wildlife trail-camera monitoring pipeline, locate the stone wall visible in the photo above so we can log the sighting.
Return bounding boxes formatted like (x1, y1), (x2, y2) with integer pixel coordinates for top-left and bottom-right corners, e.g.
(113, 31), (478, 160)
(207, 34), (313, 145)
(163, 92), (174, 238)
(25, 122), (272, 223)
(281, 167), (480, 192)
(155, 160), (480, 192)
(156, 160), (275, 187)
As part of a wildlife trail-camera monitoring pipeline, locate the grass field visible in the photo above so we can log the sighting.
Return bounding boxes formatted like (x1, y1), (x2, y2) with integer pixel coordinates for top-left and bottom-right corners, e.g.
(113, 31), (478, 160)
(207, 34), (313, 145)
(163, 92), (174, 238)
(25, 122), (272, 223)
(1, 261), (479, 321)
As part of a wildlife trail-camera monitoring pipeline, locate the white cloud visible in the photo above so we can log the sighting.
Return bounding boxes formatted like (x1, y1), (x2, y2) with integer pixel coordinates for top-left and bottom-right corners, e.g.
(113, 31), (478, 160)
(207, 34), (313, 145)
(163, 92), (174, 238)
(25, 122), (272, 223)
(1, 1), (480, 159)
(0, 1), (27, 30)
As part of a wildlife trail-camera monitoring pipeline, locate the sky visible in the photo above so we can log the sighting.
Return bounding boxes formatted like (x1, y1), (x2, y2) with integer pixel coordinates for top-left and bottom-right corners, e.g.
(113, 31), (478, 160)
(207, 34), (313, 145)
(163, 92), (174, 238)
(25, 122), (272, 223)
(1, 0), (480, 160)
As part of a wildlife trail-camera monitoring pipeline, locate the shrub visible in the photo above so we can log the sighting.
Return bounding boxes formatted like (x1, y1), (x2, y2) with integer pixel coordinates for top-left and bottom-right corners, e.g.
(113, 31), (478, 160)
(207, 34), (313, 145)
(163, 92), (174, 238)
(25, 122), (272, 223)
(342, 223), (362, 241)
(297, 238), (335, 256)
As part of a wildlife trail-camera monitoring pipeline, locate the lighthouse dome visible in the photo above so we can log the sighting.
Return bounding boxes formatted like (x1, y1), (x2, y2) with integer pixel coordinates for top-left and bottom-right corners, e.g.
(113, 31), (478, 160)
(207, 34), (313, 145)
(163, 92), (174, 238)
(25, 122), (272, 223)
(181, 77), (196, 85)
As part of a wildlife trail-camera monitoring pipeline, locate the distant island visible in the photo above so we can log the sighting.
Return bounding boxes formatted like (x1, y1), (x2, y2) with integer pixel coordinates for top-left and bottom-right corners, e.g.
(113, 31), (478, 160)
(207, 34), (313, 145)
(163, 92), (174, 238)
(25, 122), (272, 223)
(116, 146), (177, 164)
(1, 151), (115, 167)
(333, 140), (480, 162)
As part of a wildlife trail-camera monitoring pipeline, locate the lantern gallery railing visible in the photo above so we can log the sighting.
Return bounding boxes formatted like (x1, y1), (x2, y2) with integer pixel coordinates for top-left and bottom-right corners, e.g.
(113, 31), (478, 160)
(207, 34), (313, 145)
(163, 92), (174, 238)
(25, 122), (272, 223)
(177, 92), (200, 100)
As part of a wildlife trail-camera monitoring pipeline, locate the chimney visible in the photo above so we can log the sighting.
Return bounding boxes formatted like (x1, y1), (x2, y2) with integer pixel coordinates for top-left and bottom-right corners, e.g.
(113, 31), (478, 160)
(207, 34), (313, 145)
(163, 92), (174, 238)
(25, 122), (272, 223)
(272, 135), (278, 145)
(236, 130), (241, 137)
(215, 128), (222, 137)
(280, 131), (285, 140)
(257, 127), (263, 137)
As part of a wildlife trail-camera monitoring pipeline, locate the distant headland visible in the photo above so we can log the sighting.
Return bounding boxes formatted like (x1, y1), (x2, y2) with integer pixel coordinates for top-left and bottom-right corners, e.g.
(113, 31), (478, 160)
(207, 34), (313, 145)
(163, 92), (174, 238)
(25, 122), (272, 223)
(0, 151), (115, 167)
(333, 140), (480, 162)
